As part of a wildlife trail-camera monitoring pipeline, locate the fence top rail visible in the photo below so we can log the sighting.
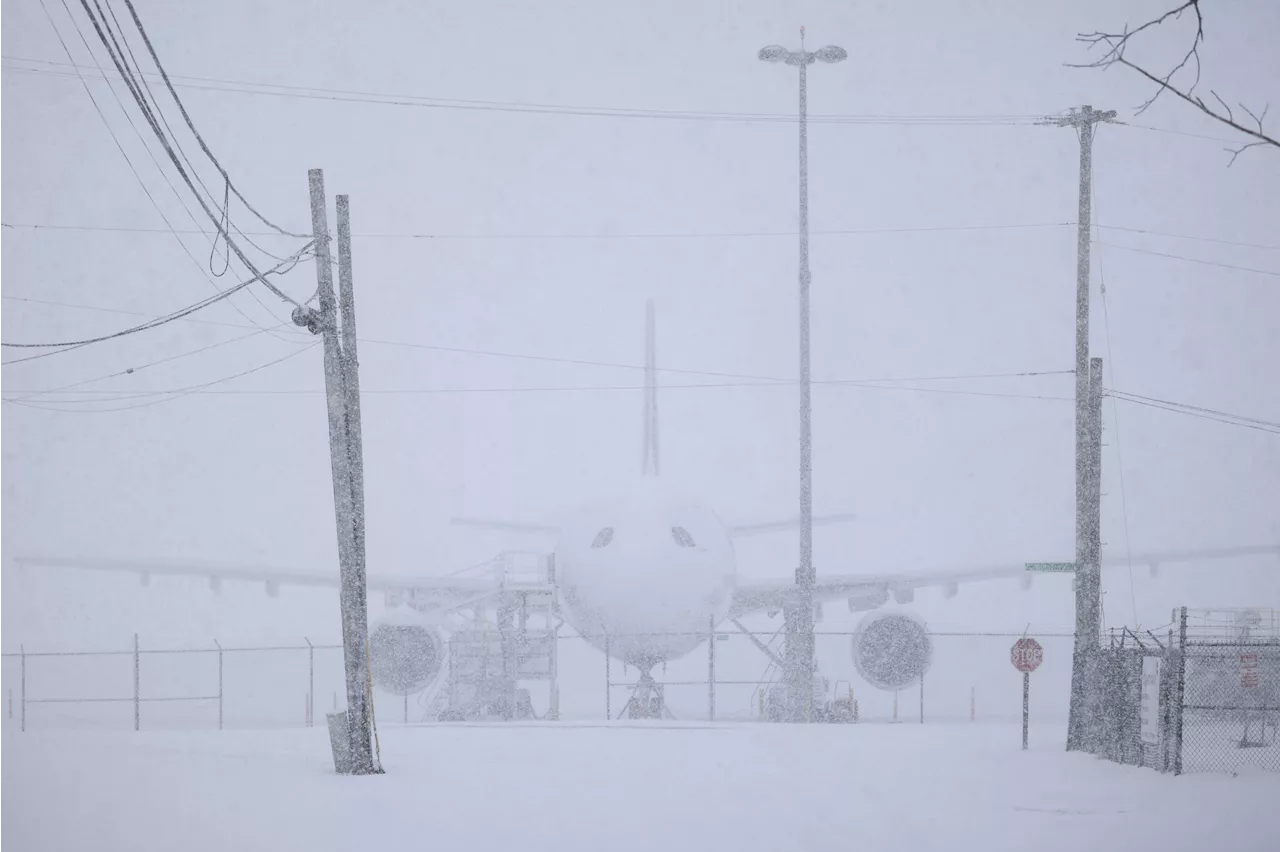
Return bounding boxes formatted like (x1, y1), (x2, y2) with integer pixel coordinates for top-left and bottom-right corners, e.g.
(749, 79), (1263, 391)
(2, 629), (1079, 658)
(24, 695), (220, 704)
(1184, 639), (1280, 648)
(1, 650), (134, 658)
(1, 643), (344, 658)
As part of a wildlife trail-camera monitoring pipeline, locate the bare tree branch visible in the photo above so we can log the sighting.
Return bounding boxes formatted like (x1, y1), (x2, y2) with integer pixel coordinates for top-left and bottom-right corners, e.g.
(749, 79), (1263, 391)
(1209, 90), (1233, 125)
(1071, 0), (1277, 161)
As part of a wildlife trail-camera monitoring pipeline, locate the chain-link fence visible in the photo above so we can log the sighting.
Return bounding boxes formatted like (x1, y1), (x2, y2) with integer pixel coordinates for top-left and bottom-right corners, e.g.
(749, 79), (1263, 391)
(1, 638), (348, 731)
(597, 629), (1074, 725)
(1088, 630), (1176, 771)
(1082, 608), (1279, 776)
(4, 629), (1077, 731)
(1181, 643), (1280, 774)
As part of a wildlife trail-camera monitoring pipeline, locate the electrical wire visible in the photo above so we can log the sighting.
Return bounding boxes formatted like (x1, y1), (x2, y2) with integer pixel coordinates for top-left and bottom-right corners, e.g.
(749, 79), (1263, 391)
(9, 219), (1280, 252)
(5, 322), (304, 404)
(1091, 183), (1138, 628)
(4, 379), (1076, 404)
(1106, 389), (1280, 430)
(1, 220), (1075, 240)
(5, 343), (321, 413)
(115, 0), (307, 238)
(94, 0), (298, 266)
(3, 291), (1073, 387)
(2, 57), (1047, 126)
(1094, 224), (1280, 252)
(0, 245), (313, 364)
(1106, 393), (1280, 435)
(1117, 122), (1243, 145)
(0, 294), (304, 334)
(37, 0), (301, 340)
(1095, 242), (1280, 278)
(68, 0), (309, 307)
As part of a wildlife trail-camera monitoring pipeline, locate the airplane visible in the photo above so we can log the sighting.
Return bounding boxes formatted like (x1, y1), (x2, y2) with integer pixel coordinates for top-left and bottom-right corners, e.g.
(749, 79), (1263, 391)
(15, 299), (1279, 719)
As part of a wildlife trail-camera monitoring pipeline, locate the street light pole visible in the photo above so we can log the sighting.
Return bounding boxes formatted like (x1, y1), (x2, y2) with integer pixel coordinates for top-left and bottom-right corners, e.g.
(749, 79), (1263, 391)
(759, 29), (846, 722)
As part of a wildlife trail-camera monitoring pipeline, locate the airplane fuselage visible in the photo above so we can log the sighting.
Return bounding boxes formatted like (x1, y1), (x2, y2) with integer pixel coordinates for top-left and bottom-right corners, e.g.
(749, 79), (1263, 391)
(553, 479), (736, 671)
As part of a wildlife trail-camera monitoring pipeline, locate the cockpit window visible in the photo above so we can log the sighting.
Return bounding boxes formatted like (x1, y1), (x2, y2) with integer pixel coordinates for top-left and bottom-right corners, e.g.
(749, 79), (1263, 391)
(591, 527), (614, 548)
(671, 526), (696, 548)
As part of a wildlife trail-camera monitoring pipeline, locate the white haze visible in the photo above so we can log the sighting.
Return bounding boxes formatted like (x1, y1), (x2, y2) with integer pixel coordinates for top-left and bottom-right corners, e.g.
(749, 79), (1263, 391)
(2, 4), (1280, 838)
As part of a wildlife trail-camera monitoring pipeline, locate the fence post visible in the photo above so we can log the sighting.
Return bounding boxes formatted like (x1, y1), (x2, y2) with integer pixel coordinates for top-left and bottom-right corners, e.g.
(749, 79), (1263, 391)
(214, 639), (223, 731)
(20, 645), (26, 732)
(604, 636), (611, 721)
(1173, 607), (1187, 775)
(970, 685), (975, 723)
(305, 637), (314, 728)
(133, 633), (140, 732)
(919, 674), (924, 724)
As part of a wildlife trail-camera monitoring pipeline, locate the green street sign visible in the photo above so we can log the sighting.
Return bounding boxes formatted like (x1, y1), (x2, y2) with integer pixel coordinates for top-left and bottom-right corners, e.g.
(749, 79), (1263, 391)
(1025, 562), (1077, 572)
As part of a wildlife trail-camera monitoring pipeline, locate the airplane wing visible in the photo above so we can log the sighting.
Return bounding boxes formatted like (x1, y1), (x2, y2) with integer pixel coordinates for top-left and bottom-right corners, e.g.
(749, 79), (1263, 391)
(448, 511), (855, 539)
(728, 544), (1280, 620)
(450, 517), (560, 535)
(11, 555), (503, 610)
(727, 512), (856, 538)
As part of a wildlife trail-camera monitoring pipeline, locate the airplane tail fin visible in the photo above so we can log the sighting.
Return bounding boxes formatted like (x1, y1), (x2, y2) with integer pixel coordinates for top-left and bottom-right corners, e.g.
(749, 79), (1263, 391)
(642, 298), (660, 477)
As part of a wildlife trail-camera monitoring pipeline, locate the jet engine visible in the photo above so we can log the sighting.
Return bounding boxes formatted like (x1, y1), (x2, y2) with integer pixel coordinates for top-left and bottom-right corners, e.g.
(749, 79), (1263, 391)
(368, 613), (444, 696)
(851, 610), (933, 691)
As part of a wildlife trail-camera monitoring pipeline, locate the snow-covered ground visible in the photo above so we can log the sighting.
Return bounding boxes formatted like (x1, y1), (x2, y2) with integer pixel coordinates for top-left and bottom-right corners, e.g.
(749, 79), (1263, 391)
(4, 722), (1275, 852)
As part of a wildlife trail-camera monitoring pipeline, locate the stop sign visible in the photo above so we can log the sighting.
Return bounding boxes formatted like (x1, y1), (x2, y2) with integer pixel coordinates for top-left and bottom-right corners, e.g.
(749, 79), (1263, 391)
(1011, 637), (1043, 673)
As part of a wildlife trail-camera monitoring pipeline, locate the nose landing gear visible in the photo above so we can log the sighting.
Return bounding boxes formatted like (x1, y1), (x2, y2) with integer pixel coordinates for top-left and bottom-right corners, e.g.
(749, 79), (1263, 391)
(622, 669), (675, 720)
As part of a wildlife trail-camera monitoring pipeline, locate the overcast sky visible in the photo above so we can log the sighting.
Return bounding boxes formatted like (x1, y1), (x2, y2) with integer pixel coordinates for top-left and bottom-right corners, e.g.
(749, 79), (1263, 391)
(3, 0), (1277, 656)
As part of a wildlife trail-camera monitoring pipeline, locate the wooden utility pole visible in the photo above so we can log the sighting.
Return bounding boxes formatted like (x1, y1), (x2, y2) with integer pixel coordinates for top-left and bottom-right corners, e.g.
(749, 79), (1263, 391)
(1042, 105), (1115, 753)
(299, 169), (376, 775)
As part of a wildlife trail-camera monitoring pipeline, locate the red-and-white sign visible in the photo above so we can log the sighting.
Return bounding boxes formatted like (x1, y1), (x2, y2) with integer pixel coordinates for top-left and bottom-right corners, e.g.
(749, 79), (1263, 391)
(1241, 653), (1260, 689)
(1011, 637), (1044, 673)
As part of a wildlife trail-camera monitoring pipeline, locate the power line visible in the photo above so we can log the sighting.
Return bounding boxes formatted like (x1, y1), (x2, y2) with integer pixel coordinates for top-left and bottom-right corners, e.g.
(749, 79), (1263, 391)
(2, 56), (1047, 126)
(9, 219), (1278, 251)
(1091, 180), (1138, 628)
(94, 0), (301, 265)
(64, 0), (310, 308)
(1, 220), (1074, 240)
(3, 291), (1074, 387)
(35, 0), (302, 340)
(1095, 224), (1280, 252)
(1106, 392), (1280, 435)
(5, 379), (1076, 404)
(5, 322), (303, 404)
(1095, 242), (1280, 278)
(0, 294), (292, 333)
(1107, 389), (1280, 430)
(0, 246), (312, 364)
(4, 342), (321, 413)
(112, 0), (306, 239)
(6, 56), (1229, 150)
(1118, 122), (1243, 145)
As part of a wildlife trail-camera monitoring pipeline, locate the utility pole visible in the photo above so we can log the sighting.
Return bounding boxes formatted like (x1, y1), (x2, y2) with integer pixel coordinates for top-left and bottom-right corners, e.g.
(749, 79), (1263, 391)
(1082, 357), (1105, 748)
(758, 29), (847, 723)
(1043, 104), (1115, 753)
(298, 169), (376, 775)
